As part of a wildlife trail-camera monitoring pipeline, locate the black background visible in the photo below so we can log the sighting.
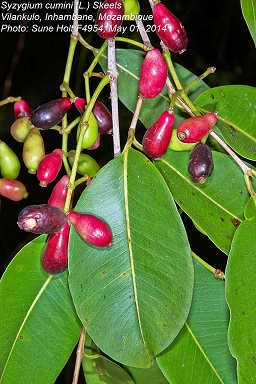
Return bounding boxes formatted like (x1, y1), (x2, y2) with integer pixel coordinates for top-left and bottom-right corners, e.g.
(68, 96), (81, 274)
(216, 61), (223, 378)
(0, 0), (255, 381)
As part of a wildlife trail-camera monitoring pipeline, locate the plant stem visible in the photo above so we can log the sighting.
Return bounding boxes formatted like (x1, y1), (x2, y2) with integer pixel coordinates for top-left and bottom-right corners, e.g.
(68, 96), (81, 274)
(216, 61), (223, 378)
(64, 75), (111, 212)
(125, 96), (144, 149)
(0, 96), (21, 107)
(108, 38), (121, 157)
(135, 18), (152, 47)
(191, 251), (225, 279)
(72, 327), (86, 384)
(72, 0), (79, 38)
(115, 37), (150, 51)
(183, 67), (216, 94)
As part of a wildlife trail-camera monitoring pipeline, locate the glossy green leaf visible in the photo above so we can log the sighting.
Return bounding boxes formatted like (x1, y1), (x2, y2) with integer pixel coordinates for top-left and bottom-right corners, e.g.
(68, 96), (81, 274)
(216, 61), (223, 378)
(0, 235), (81, 384)
(82, 335), (135, 384)
(155, 150), (250, 254)
(157, 259), (237, 384)
(241, 0), (256, 46)
(225, 217), (256, 383)
(195, 85), (256, 160)
(126, 361), (169, 384)
(244, 196), (256, 219)
(99, 49), (209, 127)
(68, 148), (193, 368)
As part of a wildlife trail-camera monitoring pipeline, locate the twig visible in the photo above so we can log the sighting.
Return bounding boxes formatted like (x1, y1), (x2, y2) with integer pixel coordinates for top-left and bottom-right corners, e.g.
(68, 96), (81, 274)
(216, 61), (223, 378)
(135, 18), (152, 47)
(108, 38), (121, 157)
(72, 0), (79, 38)
(72, 327), (86, 384)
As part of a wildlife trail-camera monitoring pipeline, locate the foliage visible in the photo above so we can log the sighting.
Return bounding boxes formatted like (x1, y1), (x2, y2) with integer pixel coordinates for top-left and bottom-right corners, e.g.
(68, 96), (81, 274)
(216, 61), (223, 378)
(0, 0), (256, 383)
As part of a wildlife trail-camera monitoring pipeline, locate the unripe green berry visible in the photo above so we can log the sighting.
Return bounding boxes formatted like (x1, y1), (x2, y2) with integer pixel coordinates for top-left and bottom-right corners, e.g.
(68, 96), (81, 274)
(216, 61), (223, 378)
(23, 128), (45, 174)
(122, 0), (140, 20)
(0, 141), (20, 179)
(68, 151), (100, 177)
(77, 113), (99, 150)
(10, 117), (32, 143)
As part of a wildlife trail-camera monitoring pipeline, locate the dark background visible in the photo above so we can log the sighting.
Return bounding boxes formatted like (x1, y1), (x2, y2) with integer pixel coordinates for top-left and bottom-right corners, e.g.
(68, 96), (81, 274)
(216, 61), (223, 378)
(0, 1), (255, 380)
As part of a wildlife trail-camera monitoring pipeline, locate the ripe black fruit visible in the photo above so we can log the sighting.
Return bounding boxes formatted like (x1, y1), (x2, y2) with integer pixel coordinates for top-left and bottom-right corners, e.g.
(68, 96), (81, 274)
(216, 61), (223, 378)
(188, 143), (214, 184)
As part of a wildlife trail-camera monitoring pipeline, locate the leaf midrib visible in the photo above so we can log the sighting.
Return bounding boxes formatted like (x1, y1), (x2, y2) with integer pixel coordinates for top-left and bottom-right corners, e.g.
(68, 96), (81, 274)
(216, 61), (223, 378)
(123, 148), (150, 358)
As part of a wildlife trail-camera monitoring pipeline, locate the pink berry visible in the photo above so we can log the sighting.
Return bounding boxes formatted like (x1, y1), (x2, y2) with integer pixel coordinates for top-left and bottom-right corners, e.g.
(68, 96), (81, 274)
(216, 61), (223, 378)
(139, 48), (168, 99)
(153, 3), (188, 54)
(67, 210), (113, 248)
(41, 223), (70, 274)
(37, 149), (63, 187)
(17, 204), (68, 234)
(48, 175), (70, 210)
(74, 97), (87, 114)
(87, 133), (101, 150)
(29, 97), (72, 130)
(95, 0), (125, 39)
(177, 113), (217, 143)
(0, 178), (28, 201)
(14, 100), (32, 119)
(142, 110), (174, 158)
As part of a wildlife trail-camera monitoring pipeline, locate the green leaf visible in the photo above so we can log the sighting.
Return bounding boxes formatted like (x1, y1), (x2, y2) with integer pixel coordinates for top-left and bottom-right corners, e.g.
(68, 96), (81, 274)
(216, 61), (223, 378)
(241, 0), (256, 46)
(99, 49), (209, 127)
(68, 148), (193, 368)
(244, 196), (256, 220)
(225, 217), (256, 383)
(154, 150), (250, 254)
(125, 361), (169, 384)
(0, 235), (81, 384)
(157, 259), (237, 384)
(194, 85), (256, 160)
(82, 334), (135, 384)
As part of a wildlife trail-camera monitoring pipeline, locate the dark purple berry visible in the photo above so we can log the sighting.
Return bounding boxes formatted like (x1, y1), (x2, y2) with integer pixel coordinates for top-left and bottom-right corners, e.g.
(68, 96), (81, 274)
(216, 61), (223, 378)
(93, 101), (113, 134)
(17, 204), (68, 234)
(29, 97), (72, 130)
(188, 143), (214, 184)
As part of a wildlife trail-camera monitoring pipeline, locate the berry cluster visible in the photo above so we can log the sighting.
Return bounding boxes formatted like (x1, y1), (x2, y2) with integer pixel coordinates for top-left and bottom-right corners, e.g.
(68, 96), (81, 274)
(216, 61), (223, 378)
(2, 0), (217, 275)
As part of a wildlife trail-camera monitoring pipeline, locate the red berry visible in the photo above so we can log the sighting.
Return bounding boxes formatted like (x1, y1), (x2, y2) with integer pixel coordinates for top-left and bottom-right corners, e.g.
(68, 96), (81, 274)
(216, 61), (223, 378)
(93, 101), (113, 134)
(0, 178), (28, 201)
(139, 48), (168, 99)
(188, 143), (214, 184)
(153, 3), (188, 54)
(37, 149), (63, 187)
(67, 210), (113, 248)
(142, 110), (174, 158)
(177, 113), (217, 143)
(14, 100), (32, 119)
(48, 175), (70, 210)
(74, 97), (87, 114)
(95, 0), (125, 39)
(41, 223), (70, 274)
(29, 97), (72, 130)
(17, 204), (68, 234)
